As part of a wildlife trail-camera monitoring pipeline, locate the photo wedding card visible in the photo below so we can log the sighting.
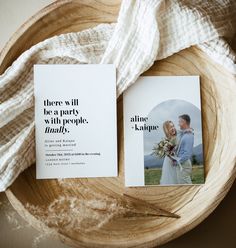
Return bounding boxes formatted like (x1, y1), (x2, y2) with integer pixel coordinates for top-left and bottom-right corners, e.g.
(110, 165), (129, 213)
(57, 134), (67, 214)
(123, 76), (205, 187)
(34, 64), (117, 179)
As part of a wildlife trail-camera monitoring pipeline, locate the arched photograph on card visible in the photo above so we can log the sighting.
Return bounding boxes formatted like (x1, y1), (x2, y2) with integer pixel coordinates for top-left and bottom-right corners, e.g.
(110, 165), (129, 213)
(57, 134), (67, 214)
(143, 99), (204, 186)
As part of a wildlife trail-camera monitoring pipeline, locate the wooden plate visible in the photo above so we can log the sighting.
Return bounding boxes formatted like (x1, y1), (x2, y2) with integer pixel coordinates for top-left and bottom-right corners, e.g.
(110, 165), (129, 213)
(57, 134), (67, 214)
(1, 1), (236, 247)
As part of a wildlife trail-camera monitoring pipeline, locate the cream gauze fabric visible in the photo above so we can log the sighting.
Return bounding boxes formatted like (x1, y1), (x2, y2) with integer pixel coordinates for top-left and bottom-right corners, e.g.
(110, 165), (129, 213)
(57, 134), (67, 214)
(0, 0), (236, 191)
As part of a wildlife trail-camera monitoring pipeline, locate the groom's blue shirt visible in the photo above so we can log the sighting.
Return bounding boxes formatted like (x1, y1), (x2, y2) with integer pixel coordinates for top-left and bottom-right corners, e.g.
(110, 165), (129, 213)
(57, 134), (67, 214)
(177, 129), (194, 164)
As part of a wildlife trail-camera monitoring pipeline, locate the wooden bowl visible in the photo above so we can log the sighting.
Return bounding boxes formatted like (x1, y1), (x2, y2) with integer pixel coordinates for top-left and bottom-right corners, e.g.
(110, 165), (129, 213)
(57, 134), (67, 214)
(1, 1), (236, 247)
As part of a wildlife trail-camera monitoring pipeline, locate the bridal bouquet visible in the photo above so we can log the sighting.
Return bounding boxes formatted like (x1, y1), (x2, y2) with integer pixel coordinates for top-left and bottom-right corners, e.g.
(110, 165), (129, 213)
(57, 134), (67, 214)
(152, 138), (177, 158)
(152, 137), (183, 171)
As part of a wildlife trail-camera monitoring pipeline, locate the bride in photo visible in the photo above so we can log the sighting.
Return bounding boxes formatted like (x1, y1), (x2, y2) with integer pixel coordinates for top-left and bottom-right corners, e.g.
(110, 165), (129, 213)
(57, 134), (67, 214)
(159, 121), (178, 185)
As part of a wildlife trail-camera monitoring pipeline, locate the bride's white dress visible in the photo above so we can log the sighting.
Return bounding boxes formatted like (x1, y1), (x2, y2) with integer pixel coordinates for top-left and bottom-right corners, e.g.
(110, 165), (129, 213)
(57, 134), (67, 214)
(160, 155), (178, 185)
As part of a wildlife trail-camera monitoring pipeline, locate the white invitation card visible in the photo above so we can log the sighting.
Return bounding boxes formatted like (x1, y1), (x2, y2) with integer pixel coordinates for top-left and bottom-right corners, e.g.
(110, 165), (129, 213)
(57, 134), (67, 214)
(123, 76), (205, 187)
(34, 64), (117, 179)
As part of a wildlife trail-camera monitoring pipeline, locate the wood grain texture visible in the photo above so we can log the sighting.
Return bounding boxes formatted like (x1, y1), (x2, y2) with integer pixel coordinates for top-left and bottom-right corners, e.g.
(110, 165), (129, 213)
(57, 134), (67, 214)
(0, 0), (236, 247)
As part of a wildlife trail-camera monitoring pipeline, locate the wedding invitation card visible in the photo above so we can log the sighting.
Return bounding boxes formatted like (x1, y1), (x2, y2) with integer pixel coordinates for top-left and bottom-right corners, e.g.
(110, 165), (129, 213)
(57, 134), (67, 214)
(123, 76), (205, 187)
(34, 64), (117, 179)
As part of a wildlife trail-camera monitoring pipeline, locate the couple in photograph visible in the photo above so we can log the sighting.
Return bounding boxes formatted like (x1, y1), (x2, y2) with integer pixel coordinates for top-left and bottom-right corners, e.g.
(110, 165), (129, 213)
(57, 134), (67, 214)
(159, 114), (194, 185)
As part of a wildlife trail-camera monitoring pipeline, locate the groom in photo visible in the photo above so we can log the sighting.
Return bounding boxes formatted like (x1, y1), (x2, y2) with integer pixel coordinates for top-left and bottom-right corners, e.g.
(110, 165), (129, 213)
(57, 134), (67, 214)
(174, 114), (194, 184)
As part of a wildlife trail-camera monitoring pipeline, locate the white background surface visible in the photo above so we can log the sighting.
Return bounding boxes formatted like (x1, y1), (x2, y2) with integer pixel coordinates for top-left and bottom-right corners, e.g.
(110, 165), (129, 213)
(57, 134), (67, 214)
(0, 1), (236, 248)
